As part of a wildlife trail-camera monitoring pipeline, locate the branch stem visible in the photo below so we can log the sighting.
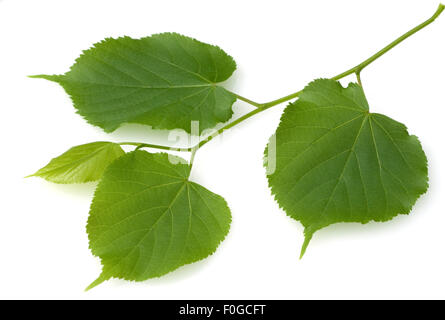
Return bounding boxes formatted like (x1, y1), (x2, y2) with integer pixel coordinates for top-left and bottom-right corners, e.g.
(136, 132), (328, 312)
(122, 4), (444, 154)
(119, 142), (192, 152)
(331, 3), (444, 81)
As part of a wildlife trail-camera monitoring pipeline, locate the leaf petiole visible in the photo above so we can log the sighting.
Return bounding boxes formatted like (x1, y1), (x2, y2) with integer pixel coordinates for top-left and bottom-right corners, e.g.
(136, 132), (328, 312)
(356, 72), (363, 87)
(119, 142), (192, 152)
(234, 94), (263, 108)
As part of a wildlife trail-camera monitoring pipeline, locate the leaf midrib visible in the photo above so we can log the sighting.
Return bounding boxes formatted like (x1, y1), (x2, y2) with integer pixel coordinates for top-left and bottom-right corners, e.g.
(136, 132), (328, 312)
(101, 182), (188, 279)
(317, 115), (370, 221)
(61, 79), (215, 89)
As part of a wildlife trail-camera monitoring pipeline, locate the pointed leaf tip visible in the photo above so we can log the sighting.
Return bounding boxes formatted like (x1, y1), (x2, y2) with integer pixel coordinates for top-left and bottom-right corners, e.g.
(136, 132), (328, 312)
(299, 231), (314, 259)
(28, 74), (61, 82)
(85, 273), (108, 292)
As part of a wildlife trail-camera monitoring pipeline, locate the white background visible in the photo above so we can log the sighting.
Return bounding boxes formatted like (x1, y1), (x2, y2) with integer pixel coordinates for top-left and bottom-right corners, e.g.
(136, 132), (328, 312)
(1, 0), (444, 299)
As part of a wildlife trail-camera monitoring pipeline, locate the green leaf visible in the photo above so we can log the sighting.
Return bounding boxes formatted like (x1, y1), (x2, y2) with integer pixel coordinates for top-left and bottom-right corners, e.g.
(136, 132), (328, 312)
(32, 33), (237, 133)
(86, 150), (231, 290)
(266, 79), (428, 257)
(28, 141), (125, 183)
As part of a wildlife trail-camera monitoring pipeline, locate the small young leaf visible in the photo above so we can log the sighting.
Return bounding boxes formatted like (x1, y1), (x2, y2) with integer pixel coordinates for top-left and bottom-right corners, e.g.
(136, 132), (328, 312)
(266, 79), (428, 257)
(86, 151), (231, 290)
(32, 33), (237, 133)
(29, 141), (125, 183)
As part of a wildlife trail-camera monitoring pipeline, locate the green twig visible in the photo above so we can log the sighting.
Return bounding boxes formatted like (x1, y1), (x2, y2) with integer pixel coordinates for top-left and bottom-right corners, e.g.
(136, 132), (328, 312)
(119, 142), (192, 152)
(120, 4), (444, 153)
(332, 3), (444, 81)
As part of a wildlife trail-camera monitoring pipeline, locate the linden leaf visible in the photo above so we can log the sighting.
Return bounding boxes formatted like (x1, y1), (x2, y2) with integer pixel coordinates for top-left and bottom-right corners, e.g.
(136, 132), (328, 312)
(28, 141), (125, 183)
(86, 150), (231, 290)
(32, 33), (237, 133)
(266, 79), (428, 257)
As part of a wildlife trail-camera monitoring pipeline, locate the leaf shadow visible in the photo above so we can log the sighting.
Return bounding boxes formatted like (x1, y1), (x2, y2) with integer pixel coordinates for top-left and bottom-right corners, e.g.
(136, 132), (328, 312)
(220, 72), (238, 92)
(107, 124), (185, 146)
(43, 180), (97, 198)
(309, 191), (431, 248)
(105, 106), (252, 152)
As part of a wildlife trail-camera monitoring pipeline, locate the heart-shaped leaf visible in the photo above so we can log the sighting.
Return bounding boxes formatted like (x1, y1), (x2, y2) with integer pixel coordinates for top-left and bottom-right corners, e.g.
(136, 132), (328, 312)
(86, 150), (231, 289)
(266, 79), (428, 257)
